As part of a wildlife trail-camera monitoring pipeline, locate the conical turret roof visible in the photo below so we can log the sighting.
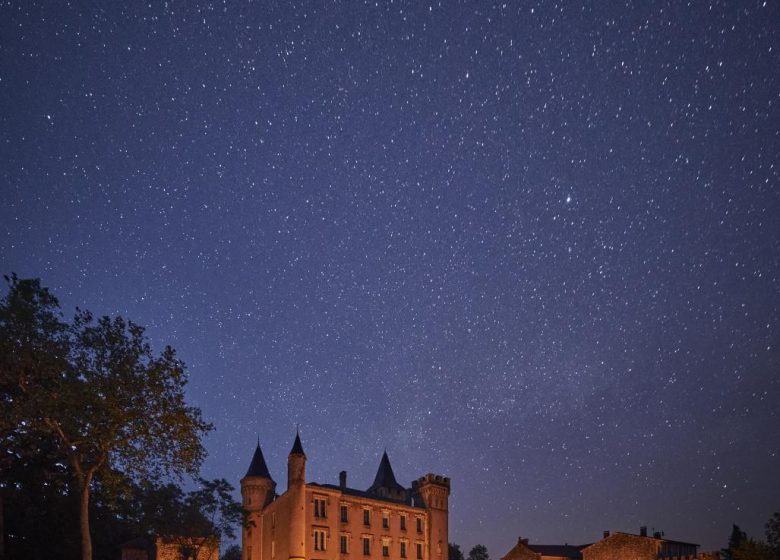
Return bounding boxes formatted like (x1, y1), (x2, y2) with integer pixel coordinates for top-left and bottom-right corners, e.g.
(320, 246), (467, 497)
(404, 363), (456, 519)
(245, 442), (273, 479)
(368, 451), (405, 494)
(290, 431), (305, 456)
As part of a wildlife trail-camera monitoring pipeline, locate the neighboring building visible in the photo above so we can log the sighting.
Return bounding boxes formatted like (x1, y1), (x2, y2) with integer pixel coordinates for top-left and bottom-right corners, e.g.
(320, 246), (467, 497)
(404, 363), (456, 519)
(501, 529), (718, 560)
(501, 537), (588, 560)
(581, 529), (718, 560)
(120, 536), (219, 560)
(241, 433), (449, 560)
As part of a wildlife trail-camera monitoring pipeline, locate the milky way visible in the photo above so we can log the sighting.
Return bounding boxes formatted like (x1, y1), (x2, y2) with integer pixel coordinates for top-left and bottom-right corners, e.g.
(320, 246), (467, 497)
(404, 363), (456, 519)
(1, 0), (778, 553)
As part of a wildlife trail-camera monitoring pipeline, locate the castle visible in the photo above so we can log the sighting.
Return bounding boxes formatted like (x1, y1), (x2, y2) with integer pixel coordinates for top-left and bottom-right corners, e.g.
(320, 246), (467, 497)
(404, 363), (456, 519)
(241, 433), (450, 560)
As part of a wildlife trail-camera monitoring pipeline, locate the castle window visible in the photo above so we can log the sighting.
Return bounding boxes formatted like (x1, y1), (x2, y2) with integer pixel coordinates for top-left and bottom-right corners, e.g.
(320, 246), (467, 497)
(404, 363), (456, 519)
(363, 509), (371, 526)
(314, 529), (327, 551)
(382, 538), (391, 557)
(416, 518), (423, 533)
(315, 497), (327, 518)
(340, 535), (349, 554)
(382, 511), (389, 529)
(363, 537), (371, 555)
(401, 542), (407, 558)
(341, 504), (349, 523)
(416, 543), (423, 560)
(272, 541), (275, 558)
(400, 515), (407, 531)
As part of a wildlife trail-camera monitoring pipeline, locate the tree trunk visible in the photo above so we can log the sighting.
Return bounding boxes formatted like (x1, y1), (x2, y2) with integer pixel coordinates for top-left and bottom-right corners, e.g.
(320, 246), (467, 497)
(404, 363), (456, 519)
(78, 472), (93, 560)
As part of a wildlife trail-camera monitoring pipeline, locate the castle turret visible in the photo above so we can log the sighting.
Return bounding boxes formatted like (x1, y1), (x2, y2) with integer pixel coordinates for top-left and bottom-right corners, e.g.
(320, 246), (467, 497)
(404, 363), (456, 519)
(241, 441), (276, 560)
(413, 474), (450, 560)
(287, 431), (306, 560)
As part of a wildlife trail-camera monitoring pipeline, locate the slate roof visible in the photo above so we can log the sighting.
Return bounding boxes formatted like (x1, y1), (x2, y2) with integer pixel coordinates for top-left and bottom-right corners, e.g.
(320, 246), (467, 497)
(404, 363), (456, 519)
(245, 442), (273, 479)
(308, 482), (424, 508)
(367, 451), (406, 494)
(290, 431), (305, 455)
(526, 544), (588, 559)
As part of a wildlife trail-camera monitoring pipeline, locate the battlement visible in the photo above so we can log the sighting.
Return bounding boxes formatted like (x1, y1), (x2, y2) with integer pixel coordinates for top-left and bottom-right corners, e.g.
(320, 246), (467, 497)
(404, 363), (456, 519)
(414, 473), (451, 488)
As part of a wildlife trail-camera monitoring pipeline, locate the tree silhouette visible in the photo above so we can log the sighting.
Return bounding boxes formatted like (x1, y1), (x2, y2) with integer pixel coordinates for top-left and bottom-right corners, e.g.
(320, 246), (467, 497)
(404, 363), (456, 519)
(449, 543), (465, 560)
(468, 544), (490, 560)
(0, 275), (212, 560)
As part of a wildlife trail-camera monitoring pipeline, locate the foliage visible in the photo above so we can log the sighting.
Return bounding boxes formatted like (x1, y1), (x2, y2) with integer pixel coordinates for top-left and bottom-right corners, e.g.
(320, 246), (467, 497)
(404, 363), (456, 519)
(732, 539), (773, 560)
(0, 275), (213, 560)
(449, 543), (465, 560)
(767, 512), (780, 560)
(724, 525), (749, 560)
(221, 545), (242, 560)
(468, 544), (490, 560)
(148, 478), (244, 558)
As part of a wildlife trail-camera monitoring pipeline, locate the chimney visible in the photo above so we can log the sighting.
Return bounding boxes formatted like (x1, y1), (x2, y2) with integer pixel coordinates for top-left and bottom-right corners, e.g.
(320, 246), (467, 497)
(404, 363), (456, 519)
(517, 537), (529, 546)
(339, 470), (347, 489)
(603, 531), (610, 539)
(640, 526), (648, 537)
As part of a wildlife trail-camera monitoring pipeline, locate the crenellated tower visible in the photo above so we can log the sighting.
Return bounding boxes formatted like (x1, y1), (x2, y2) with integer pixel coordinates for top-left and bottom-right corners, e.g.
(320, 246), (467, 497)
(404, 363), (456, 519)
(287, 431), (306, 560)
(413, 474), (451, 560)
(241, 442), (276, 560)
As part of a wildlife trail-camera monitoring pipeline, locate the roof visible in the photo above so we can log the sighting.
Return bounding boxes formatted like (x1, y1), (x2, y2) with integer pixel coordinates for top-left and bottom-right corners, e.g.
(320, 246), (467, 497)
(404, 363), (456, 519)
(245, 442), (273, 479)
(367, 451), (406, 494)
(290, 431), (305, 456)
(527, 544), (588, 559)
(580, 533), (699, 551)
(308, 482), (424, 508)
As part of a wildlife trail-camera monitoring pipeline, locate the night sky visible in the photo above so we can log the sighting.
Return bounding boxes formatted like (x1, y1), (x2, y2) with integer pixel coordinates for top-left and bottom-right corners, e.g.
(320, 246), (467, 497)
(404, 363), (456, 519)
(2, 0), (779, 554)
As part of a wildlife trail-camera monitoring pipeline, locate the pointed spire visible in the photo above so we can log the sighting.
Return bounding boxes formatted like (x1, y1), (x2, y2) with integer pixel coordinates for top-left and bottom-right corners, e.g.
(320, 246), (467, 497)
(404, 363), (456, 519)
(290, 430), (305, 456)
(368, 450), (405, 494)
(245, 441), (273, 479)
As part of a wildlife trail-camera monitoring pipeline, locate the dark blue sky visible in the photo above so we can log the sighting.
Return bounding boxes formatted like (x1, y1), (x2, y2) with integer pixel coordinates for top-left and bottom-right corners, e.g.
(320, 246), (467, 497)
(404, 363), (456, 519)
(2, 0), (779, 553)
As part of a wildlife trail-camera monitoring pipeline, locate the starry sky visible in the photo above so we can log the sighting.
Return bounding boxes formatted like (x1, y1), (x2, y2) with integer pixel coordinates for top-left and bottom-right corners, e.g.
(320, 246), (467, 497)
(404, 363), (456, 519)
(2, 0), (779, 554)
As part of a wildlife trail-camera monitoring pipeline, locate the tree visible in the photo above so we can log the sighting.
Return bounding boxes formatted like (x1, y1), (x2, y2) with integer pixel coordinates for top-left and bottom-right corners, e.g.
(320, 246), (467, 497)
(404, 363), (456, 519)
(468, 544), (490, 560)
(724, 525), (749, 560)
(0, 276), (213, 560)
(767, 512), (780, 560)
(732, 539), (772, 560)
(221, 545), (242, 560)
(155, 478), (244, 560)
(449, 544), (465, 560)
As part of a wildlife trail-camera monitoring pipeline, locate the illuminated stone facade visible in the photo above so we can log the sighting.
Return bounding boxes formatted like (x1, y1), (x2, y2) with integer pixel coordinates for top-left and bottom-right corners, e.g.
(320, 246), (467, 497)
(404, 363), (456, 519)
(241, 434), (449, 560)
(120, 536), (219, 560)
(581, 532), (719, 560)
(501, 531), (720, 560)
